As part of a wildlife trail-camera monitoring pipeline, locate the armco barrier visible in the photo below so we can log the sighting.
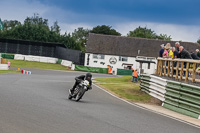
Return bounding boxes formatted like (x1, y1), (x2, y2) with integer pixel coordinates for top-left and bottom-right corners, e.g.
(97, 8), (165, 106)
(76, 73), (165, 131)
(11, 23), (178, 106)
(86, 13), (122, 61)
(75, 65), (108, 74)
(140, 74), (200, 119)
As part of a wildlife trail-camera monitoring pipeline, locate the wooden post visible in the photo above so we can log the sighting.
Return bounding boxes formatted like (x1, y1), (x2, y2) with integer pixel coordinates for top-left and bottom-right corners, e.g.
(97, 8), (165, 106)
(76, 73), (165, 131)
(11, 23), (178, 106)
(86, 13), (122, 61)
(167, 60), (170, 77)
(171, 61), (174, 77)
(192, 63), (196, 82)
(164, 60), (167, 76)
(156, 59), (160, 75)
(176, 61), (179, 79)
(185, 62), (189, 82)
(180, 62), (184, 80)
(160, 60), (163, 76)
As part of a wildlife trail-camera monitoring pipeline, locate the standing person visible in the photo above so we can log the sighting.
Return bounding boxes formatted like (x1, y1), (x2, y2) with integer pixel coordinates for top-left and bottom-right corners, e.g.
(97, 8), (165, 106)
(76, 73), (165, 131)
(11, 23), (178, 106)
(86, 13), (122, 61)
(172, 47), (179, 74)
(168, 47), (174, 58)
(132, 69), (138, 82)
(172, 47), (179, 59)
(162, 46), (169, 58)
(196, 49), (200, 58)
(191, 51), (200, 60)
(175, 42), (180, 51)
(159, 44), (165, 57)
(179, 46), (192, 59)
(107, 65), (112, 74)
(179, 46), (192, 76)
(7, 60), (11, 69)
(175, 42), (181, 58)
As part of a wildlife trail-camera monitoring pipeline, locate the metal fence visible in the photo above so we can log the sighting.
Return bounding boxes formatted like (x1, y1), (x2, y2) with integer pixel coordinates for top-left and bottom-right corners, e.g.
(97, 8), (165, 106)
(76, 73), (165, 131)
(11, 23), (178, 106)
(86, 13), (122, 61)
(0, 38), (85, 65)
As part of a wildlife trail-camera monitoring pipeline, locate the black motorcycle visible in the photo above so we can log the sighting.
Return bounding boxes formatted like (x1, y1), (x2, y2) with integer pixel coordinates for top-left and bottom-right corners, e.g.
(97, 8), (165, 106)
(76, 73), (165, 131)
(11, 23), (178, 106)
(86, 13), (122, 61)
(68, 80), (89, 102)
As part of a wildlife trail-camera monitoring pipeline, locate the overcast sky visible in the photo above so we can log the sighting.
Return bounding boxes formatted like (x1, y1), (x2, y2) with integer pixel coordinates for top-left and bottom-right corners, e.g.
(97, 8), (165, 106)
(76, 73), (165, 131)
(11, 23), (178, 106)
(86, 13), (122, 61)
(0, 0), (200, 43)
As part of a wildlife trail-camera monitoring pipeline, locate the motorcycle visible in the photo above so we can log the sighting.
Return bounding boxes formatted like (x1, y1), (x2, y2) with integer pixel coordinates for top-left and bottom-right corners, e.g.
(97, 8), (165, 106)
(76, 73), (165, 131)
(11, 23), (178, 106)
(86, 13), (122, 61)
(68, 80), (89, 102)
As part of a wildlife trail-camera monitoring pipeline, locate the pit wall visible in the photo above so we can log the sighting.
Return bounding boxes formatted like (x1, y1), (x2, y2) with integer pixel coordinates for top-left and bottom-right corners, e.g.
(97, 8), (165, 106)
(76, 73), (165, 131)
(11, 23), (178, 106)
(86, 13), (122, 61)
(140, 74), (200, 119)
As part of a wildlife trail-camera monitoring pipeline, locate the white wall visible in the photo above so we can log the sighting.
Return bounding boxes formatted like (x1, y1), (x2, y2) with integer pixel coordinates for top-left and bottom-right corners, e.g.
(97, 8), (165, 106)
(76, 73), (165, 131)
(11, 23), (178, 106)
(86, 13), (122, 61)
(84, 53), (157, 75)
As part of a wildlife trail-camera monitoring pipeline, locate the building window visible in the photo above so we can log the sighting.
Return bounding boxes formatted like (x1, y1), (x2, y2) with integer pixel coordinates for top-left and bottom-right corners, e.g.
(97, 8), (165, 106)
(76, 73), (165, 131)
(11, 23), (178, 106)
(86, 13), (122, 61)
(119, 56), (128, 62)
(93, 54), (105, 59)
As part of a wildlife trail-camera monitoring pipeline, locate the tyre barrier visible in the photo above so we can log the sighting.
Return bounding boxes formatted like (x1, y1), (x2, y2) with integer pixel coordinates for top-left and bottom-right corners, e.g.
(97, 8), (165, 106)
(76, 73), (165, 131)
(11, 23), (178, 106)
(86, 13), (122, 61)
(140, 74), (200, 119)
(21, 70), (32, 75)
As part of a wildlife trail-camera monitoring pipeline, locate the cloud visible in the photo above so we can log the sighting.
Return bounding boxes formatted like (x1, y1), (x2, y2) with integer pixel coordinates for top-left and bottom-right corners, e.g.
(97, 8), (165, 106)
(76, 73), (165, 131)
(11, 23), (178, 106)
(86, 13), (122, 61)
(0, 0), (199, 43)
(114, 22), (200, 43)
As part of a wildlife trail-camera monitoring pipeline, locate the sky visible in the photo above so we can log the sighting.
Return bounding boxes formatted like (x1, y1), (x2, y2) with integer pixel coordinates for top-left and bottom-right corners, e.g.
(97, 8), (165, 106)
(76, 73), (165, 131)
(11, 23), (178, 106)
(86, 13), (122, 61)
(0, 0), (200, 43)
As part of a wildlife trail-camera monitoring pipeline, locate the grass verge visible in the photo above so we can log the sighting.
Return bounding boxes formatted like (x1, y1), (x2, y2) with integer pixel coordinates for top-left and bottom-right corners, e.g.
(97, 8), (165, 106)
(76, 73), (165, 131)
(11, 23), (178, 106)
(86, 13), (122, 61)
(94, 76), (157, 104)
(5, 59), (69, 71)
(0, 70), (20, 74)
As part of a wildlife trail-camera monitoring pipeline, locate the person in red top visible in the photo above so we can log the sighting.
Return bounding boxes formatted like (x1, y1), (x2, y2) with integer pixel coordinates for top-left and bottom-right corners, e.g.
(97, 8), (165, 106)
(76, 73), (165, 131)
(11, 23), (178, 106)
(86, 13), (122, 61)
(132, 69), (138, 82)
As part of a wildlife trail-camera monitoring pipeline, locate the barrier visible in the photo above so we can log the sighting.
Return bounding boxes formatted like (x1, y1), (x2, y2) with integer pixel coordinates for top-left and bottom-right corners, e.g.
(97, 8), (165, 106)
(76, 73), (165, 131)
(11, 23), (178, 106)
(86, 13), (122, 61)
(75, 65), (108, 74)
(1, 53), (14, 59)
(140, 74), (200, 119)
(0, 64), (9, 70)
(117, 69), (132, 75)
(14, 54), (25, 60)
(61, 60), (72, 67)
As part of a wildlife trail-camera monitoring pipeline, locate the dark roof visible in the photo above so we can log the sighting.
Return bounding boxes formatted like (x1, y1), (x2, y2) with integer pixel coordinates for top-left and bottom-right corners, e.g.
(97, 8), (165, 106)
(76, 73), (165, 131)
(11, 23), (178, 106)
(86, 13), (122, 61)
(86, 33), (200, 57)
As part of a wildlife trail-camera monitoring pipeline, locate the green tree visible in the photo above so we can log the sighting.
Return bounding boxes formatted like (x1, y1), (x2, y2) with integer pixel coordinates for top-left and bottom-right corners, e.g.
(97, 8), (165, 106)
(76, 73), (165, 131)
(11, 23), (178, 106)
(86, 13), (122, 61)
(157, 34), (172, 41)
(91, 25), (121, 36)
(197, 38), (200, 44)
(72, 27), (90, 52)
(127, 26), (157, 39)
(127, 26), (171, 41)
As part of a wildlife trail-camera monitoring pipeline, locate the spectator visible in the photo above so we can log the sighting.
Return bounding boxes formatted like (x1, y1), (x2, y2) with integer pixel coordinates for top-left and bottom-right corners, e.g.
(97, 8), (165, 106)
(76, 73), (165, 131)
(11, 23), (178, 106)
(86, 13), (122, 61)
(7, 61), (11, 69)
(163, 46), (169, 58)
(172, 47), (179, 59)
(168, 47), (174, 58)
(179, 46), (192, 59)
(159, 44), (165, 57)
(175, 42), (181, 58)
(172, 47), (178, 74)
(196, 49), (200, 58)
(175, 42), (180, 51)
(179, 46), (192, 76)
(191, 51), (200, 60)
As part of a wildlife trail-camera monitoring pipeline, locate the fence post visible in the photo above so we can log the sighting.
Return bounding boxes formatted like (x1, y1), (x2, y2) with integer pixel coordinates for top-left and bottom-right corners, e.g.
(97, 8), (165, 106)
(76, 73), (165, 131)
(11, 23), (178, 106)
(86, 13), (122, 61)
(192, 63), (196, 82)
(185, 62), (189, 82)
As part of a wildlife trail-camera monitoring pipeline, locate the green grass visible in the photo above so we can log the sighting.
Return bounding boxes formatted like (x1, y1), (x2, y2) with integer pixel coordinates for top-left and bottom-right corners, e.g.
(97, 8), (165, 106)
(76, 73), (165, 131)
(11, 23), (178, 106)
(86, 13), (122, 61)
(0, 70), (20, 74)
(94, 76), (152, 103)
(5, 59), (69, 71)
(94, 75), (132, 83)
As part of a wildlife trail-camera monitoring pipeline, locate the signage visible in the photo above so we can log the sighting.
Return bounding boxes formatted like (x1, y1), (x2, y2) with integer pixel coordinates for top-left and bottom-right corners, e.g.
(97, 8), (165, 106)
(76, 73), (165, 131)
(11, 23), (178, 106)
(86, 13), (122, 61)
(109, 57), (117, 64)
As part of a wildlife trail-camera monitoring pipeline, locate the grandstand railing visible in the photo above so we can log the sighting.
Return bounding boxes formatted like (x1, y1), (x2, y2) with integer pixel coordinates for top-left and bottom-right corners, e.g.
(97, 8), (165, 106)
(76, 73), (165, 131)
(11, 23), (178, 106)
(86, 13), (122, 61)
(156, 57), (200, 83)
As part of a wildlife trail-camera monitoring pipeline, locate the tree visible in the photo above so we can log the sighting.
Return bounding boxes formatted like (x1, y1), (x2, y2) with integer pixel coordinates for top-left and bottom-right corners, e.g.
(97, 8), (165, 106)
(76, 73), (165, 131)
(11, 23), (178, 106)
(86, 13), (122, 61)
(197, 38), (200, 44)
(72, 27), (90, 52)
(127, 26), (157, 39)
(127, 26), (172, 41)
(90, 25), (121, 36)
(157, 34), (172, 41)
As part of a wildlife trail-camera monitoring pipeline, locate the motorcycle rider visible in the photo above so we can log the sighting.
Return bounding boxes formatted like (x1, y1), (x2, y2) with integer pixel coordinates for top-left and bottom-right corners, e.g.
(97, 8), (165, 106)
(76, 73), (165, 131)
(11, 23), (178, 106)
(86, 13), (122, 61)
(69, 72), (92, 94)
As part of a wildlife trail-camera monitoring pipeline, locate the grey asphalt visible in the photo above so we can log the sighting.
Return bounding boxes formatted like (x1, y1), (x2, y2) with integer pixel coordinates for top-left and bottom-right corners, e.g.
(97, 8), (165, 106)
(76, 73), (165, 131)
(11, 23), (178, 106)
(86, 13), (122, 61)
(0, 69), (199, 133)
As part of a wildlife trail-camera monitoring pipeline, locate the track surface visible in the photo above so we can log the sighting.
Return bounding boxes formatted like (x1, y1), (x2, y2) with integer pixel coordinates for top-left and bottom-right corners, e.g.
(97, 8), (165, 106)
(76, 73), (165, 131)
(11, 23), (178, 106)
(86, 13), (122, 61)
(0, 69), (199, 133)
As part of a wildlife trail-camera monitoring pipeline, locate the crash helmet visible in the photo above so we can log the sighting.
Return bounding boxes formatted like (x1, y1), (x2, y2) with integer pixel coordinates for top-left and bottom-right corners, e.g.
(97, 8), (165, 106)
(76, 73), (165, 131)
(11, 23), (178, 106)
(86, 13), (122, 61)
(85, 72), (92, 80)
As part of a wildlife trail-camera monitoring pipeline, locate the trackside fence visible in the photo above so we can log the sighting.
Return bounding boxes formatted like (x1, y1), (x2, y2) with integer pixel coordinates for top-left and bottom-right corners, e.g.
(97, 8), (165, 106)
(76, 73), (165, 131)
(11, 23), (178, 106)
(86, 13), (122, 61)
(140, 74), (200, 119)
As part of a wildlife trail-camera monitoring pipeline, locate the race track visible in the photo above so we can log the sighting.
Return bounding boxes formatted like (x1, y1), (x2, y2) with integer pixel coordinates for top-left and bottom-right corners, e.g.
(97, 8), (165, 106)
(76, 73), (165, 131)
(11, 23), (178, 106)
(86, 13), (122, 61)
(0, 69), (199, 133)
